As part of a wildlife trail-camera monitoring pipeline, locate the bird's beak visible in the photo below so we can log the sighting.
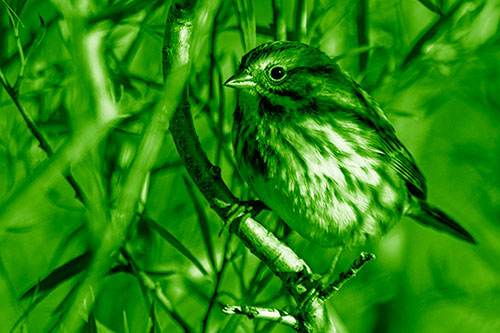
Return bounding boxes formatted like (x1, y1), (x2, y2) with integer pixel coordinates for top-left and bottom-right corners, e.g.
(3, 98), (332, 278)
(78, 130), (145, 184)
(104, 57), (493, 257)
(224, 70), (256, 89)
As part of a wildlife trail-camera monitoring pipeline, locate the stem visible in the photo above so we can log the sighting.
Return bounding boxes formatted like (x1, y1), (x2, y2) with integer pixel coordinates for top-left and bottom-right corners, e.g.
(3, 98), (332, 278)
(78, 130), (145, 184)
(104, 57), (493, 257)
(294, 0), (307, 42)
(272, 0), (287, 41)
(320, 252), (376, 300)
(402, 1), (462, 68)
(201, 234), (232, 332)
(235, 0), (256, 50)
(207, 7), (226, 166)
(10, 19), (25, 94)
(222, 305), (298, 329)
(121, 250), (193, 332)
(0, 67), (53, 156)
(356, 0), (369, 73)
(313, 0), (359, 46)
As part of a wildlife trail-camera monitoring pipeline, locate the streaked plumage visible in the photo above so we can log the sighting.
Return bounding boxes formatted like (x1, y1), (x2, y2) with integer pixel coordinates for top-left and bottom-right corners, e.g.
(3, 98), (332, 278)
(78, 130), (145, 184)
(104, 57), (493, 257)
(225, 41), (475, 247)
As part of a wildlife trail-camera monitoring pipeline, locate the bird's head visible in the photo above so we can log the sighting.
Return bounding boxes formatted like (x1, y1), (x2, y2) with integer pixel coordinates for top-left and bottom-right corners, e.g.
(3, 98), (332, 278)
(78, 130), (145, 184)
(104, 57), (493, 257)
(225, 41), (342, 109)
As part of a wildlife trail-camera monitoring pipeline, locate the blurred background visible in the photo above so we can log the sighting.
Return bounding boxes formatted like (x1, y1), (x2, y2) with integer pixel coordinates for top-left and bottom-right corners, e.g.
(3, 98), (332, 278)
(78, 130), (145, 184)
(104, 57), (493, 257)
(0, 0), (499, 332)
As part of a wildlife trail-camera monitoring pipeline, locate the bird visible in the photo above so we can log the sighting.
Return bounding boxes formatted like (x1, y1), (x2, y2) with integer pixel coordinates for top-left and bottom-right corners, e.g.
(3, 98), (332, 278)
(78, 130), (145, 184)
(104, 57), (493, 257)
(224, 41), (476, 248)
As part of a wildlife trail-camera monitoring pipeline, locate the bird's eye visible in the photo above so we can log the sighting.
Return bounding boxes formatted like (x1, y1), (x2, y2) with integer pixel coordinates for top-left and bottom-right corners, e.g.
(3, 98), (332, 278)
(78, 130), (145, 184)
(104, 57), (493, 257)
(268, 66), (286, 82)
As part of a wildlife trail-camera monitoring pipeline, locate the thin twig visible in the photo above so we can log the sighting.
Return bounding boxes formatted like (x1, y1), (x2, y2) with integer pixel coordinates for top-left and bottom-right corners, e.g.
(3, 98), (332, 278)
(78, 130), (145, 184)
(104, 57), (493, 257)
(401, 0), (462, 68)
(201, 234), (232, 333)
(121, 250), (193, 332)
(0, 35), (86, 203)
(319, 252), (375, 300)
(10, 18), (25, 94)
(0, 67), (53, 155)
(1, 15), (58, 70)
(222, 305), (298, 330)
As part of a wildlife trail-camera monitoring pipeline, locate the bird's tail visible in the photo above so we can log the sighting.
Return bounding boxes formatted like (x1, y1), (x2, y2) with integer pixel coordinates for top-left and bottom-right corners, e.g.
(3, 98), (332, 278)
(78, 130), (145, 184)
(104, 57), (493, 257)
(409, 201), (477, 244)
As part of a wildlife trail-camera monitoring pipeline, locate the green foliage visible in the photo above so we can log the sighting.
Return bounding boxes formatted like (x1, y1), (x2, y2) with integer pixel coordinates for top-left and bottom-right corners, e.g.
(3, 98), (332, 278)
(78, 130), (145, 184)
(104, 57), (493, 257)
(0, 0), (499, 332)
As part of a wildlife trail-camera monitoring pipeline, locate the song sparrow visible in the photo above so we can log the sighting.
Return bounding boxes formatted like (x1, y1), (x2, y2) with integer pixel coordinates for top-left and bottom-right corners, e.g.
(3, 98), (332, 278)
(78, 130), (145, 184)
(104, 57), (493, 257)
(225, 41), (475, 247)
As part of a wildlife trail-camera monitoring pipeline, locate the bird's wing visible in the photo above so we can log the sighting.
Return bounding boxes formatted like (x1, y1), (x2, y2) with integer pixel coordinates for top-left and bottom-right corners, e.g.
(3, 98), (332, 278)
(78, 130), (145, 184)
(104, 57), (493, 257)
(351, 82), (427, 199)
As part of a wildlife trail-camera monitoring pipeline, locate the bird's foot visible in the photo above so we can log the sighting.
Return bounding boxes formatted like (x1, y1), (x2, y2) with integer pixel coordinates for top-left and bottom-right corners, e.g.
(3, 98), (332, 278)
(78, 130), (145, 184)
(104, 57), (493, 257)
(219, 200), (268, 236)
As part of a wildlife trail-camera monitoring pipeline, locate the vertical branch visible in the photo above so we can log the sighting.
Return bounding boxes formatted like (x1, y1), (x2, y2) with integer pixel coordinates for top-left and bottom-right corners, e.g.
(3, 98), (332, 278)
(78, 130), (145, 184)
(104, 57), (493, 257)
(162, 0), (196, 81)
(235, 0), (256, 50)
(245, 0), (256, 49)
(272, 0), (287, 41)
(294, 0), (307, 42)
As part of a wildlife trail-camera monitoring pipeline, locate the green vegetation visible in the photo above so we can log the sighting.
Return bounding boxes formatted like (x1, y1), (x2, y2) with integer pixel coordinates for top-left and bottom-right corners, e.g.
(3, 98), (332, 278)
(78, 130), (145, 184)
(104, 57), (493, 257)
(0, 0), (499, 332)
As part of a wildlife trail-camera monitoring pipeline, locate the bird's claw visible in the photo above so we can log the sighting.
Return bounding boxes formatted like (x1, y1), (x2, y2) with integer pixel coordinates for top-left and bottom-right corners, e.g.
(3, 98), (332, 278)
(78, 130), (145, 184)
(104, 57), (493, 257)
(219, 200), (268, 236)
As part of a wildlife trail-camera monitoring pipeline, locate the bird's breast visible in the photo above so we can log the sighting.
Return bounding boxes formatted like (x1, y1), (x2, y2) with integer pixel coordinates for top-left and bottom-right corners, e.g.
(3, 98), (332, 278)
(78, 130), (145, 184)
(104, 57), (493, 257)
(233, 106), (406, 246)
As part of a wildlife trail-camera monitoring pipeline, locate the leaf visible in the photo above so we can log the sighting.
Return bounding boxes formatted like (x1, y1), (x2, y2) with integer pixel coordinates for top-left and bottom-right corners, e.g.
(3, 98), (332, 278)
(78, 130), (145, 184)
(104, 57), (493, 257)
(417, 0), (443, 15)
(52, 281), (80, 315)
(253, 270), (275, 296)
(123, 310), (130, 333)
(147, 303), (159, 333)
(183, 175), (217, 270)
(21, 251), (92, 300)
(313, 0), (360, 45)
(1, 0), (23, 26)
(81, 310), (98, 333)
(235, 0), (256, 49)
(144, 269), (176, 277)
(183, 277), (211, 303)
(140, 214), (209, 276)
(16, 14), (48, 75)
(11, 265), (84, 333)
(109, 264), (133, 275)
(402, 0), (463, 68)
(48, 225), (86, 271)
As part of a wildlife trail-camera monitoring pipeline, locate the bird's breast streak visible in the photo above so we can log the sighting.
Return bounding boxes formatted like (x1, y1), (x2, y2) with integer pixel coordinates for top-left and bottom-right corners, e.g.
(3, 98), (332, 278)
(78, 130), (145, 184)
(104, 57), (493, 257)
(234, 104), (405, 245)
(241, 117), (396, 245)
